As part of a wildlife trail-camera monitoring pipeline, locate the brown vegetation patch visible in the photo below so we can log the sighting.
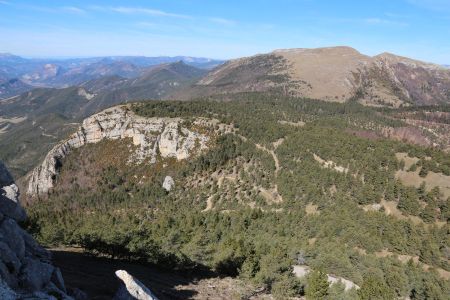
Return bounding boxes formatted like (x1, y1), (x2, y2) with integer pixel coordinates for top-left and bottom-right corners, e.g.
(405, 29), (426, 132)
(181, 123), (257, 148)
(259, 187), (283, 204)
(276, 46), (370, 101)
(277, 120), (306, 127)
(374, 249), (450, 280)
(382, 127), (431, 147)
(305, 203), (319, 215)
(345, 129), (382, 141)
(395, 169), (450, 198)
(353, 247), (367, 255)
(395, 152), (419, 170)
(379, 199), (423, 225)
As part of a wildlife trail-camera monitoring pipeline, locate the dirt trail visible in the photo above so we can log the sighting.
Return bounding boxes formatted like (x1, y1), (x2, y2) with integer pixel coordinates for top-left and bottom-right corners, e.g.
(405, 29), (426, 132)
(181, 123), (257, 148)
(210, 134), (285, 206)
(255, 138), (283, 176)
(255, 144), (280, 174)
(202, 195), (214, 212)
(255, 138), (284, 203)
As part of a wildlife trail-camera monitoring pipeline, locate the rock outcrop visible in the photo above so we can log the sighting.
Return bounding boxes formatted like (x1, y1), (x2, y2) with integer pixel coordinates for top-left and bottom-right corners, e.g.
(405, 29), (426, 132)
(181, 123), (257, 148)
(27, 105), (210, 197)
(162, 176), (174, 192)
(0, 161), (72, 299)
(293, 265), (360, 291)
(113, 270), (158, 300)
(0, 163), (26, 222)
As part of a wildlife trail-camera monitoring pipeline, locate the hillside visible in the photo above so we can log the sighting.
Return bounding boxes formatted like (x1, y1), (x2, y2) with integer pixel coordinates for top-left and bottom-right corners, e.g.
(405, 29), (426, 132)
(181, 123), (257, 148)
(23, 95), (450, 299)
(0, 78), (33, 99)
(0, 86), (93, 117)
(177, 47), (450, 107)
(79, 75), (127, 93)
(0, 62), (207, 177)
(0, 62), (206, 120)
(84, 61), (207, 115)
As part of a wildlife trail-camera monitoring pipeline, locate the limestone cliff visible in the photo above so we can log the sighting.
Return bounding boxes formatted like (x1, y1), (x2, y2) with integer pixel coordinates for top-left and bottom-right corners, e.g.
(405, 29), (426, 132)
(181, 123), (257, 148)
(0, 161), (72, 299)
(27, 105), (210, 197)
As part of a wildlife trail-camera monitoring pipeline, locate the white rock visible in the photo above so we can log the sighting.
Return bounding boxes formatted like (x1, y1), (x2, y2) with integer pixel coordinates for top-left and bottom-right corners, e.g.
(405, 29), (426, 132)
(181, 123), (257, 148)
(293, 265), (359, 291)
(114, 270), (158, 300)
(327, 274), (360, 291)
(0, 162), (26, 222)
(292, 265), (310, 278)
(162, 176), (174, 192)
(77, 88), (95, 100)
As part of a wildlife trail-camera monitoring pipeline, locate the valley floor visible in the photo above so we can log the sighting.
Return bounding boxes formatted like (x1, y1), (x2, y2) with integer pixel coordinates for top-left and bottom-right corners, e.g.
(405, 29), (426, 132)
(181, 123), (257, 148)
(50, 248), (274, 300)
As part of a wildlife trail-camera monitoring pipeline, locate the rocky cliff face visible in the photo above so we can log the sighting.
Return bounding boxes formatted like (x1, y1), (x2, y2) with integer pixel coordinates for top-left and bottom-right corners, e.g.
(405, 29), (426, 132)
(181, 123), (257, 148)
(0, 161), (72, 299)
(27, 105), (210, 197)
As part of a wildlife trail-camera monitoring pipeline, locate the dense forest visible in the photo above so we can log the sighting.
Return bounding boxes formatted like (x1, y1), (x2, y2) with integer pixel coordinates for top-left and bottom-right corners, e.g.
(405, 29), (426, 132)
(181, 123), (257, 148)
(25, 93), (450, 299)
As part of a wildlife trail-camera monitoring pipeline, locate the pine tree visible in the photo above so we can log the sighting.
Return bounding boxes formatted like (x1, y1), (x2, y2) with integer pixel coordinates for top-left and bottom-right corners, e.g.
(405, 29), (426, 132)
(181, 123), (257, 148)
(417, 182), (426, 200)
(420, 204), (436, 223)
(358, 275), (395, 300)
(440, 199), (449, 221)
(398, 188), (421, 215)
(306, 269), (329, 300)
(419, 165), (428, 177)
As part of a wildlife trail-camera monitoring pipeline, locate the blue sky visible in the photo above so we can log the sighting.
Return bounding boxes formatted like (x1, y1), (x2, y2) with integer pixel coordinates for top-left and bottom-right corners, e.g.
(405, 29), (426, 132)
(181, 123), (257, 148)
(0, 0), (449, 63)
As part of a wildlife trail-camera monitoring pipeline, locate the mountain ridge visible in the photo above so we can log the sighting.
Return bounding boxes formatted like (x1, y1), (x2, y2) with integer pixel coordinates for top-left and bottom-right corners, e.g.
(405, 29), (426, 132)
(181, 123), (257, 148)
(0, 53), (224, 95)
(178, 46), (450, 107)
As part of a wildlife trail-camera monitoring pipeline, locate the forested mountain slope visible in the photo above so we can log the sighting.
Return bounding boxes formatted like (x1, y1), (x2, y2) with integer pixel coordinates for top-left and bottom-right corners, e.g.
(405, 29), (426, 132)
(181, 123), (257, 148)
(24, 94), (450, 299)
(0, 78), (33, 99)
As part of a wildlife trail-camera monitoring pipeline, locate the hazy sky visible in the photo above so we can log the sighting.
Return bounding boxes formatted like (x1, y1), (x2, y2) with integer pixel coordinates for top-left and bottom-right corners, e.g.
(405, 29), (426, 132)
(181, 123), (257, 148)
(0, 0), (449, 63)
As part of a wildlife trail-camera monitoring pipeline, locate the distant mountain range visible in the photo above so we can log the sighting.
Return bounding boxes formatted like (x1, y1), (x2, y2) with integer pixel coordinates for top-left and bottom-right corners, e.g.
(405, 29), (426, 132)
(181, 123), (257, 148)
(0, 53), (224, 97)
(2, 49), (449, 107)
